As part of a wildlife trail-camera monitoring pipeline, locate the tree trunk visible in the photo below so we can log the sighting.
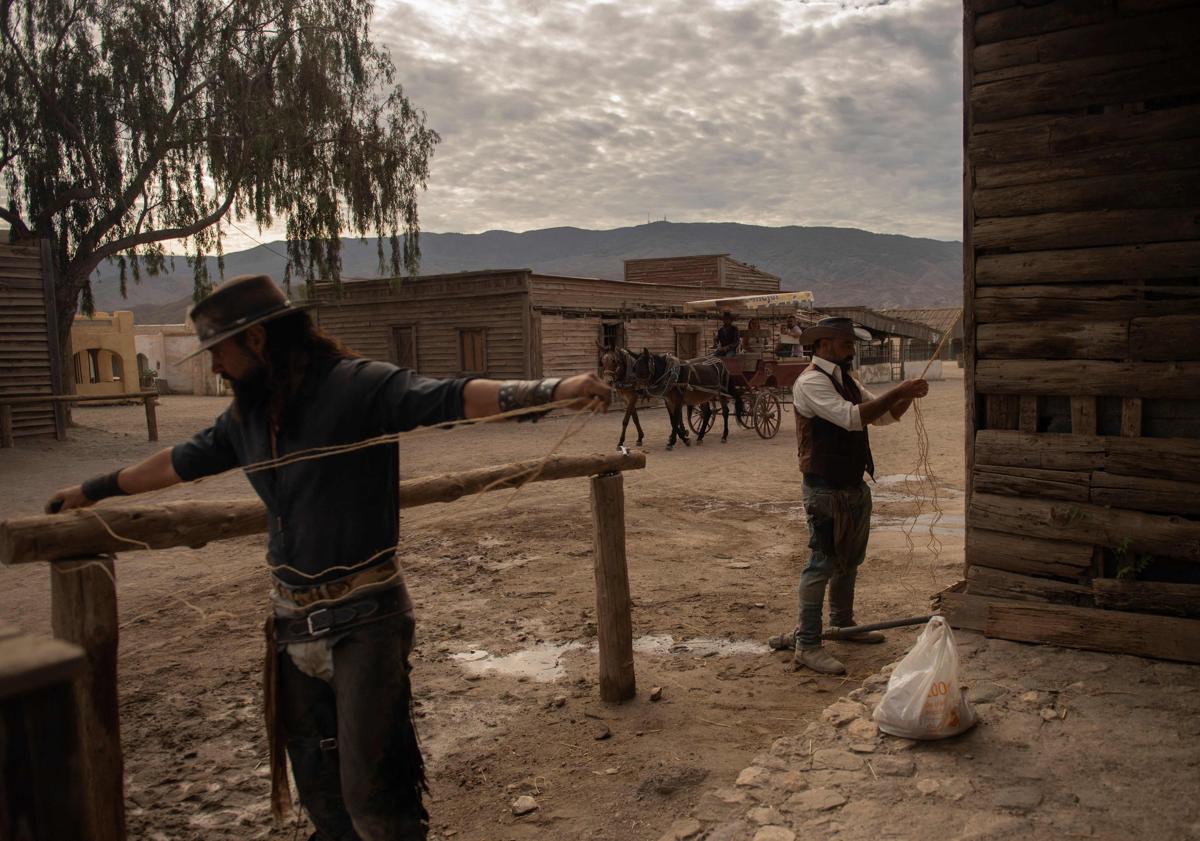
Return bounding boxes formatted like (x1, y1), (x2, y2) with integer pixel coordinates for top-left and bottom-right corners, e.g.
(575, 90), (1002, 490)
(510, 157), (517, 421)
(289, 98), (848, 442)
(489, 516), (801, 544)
(56, 264), (88, 399)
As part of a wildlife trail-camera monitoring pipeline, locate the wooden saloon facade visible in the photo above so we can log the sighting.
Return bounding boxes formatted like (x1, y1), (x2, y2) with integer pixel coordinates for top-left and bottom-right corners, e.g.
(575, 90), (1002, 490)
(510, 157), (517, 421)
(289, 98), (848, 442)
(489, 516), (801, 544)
(946, 0), (1200, 661)
(310, 255), (784, 379)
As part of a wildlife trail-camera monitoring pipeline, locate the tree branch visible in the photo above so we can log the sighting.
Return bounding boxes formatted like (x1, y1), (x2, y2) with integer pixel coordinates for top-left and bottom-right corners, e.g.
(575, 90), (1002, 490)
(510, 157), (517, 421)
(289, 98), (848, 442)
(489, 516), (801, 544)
(0, 206), (30, 237)
(87, 181), (240, 269)
(34, 186), (98, 230)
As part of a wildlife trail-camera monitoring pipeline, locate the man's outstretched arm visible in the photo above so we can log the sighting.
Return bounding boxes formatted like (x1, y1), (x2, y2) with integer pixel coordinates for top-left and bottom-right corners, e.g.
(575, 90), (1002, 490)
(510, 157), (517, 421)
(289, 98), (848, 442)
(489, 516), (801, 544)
(46, 448), (183, 513)
(462, 373), (612, 419)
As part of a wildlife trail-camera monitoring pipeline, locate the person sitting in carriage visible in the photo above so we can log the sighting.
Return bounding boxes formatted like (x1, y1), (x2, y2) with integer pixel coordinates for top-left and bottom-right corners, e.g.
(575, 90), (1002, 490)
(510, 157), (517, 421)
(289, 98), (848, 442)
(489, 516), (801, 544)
(712, 311), (740, 357)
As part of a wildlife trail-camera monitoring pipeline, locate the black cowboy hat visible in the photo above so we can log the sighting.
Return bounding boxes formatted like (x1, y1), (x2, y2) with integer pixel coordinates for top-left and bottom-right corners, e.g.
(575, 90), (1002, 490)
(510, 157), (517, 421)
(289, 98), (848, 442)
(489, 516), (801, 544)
(796, 316), (872, 345)
(179, 274), (313, 361)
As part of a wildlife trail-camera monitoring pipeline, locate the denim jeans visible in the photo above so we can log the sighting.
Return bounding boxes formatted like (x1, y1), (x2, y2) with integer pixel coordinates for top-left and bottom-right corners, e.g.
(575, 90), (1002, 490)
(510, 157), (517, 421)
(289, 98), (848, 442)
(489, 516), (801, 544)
(279, 611), (427, 841)
(796, 479), (873, 648)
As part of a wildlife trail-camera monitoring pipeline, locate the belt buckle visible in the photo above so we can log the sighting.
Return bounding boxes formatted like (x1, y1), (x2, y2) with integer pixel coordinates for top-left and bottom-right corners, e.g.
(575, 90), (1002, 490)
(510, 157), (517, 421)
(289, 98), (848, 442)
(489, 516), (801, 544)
(306, 608), (334, 638)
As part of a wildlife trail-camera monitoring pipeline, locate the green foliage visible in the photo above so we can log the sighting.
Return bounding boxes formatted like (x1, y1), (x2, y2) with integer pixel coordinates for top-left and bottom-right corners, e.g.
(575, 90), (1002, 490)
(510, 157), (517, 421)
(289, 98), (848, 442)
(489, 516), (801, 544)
(0, 0), (439, 315)
(1112, 537), (1155, 581)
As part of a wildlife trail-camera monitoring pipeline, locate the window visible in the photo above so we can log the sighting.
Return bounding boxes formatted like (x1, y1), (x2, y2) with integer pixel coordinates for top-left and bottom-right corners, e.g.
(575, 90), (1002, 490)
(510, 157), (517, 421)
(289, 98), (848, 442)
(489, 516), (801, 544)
(390, 325), (418, 370)
(675, 329), (699, 360)
(600, 321), (625, 349)
(459, 328), (487, 374)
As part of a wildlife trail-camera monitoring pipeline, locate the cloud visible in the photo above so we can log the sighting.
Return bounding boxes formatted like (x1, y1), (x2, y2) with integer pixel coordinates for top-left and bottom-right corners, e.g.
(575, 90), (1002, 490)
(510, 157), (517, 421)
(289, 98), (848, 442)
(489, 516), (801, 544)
(371, 0), (963, 241)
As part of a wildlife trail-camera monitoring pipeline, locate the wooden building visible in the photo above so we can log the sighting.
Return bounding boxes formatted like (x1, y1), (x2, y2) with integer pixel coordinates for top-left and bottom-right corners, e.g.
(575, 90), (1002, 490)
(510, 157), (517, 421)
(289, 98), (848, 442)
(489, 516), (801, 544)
(0, 240), (66, 441)
(623, 254), (781, 292)
(945, 0), (1200, 662)
(880, 307), (964, 363)
(310, 258), (783, 379)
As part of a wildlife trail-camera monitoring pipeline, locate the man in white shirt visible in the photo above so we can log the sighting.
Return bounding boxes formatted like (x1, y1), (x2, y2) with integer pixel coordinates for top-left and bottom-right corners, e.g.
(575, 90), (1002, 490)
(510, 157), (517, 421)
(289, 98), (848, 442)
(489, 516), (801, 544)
(781, 317), (928, 675)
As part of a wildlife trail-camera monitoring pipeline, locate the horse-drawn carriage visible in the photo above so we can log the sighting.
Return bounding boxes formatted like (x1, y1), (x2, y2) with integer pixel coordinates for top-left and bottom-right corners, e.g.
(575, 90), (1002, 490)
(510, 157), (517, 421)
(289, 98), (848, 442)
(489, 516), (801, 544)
(680, 291), (819, 440)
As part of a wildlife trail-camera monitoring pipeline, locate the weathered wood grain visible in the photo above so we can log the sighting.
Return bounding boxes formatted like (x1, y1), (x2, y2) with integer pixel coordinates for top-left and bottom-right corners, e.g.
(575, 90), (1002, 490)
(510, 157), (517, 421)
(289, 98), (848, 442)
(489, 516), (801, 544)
(976, 283), (1200, 321)
(985, 601), (1200, 663)
(974, 170), (1200, 218)
(975, 137), (1200, 189)
(975, 429), (1200, 483)
(975, 320), (1128, 359)
(1092, 578), (1200, 617)
(975, 359), (1200, 398)
(1129, 314), (1200, 361)
(969, 492), (1200, 562)
(967, 565), (1094, 605)
(974, 208), (1200, 252)
(966, 527), (1095, 578)
(972, 465), (1091, 502)
(975, 241), (1200, 285)
(974, 0), (1111, 46)
(1090, 472), (1200, 516)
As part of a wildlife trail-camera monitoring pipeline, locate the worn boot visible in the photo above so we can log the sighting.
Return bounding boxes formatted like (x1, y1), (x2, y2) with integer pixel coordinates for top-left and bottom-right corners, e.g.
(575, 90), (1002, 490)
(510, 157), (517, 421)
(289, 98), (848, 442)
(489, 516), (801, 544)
(794, 645), (846, 675)
(829, 626), (886, 644)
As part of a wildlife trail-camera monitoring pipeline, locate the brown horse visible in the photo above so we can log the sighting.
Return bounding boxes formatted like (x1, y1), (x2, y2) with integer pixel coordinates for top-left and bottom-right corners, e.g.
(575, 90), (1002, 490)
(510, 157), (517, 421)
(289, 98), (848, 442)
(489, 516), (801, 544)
(631, 349), (744, 449)
(597, 343), (646, 449)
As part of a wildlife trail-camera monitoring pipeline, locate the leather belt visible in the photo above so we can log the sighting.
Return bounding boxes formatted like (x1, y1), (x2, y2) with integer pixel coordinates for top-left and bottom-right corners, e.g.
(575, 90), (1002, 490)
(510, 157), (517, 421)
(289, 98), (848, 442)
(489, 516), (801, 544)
(275, 587), (407, 645)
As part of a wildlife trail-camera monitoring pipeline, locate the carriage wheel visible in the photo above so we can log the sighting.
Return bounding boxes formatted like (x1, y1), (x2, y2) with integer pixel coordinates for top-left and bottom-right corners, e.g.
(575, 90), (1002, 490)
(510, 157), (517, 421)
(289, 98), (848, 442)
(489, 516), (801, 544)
(687, 404), (715, 436)
(753, 392), (782, 439)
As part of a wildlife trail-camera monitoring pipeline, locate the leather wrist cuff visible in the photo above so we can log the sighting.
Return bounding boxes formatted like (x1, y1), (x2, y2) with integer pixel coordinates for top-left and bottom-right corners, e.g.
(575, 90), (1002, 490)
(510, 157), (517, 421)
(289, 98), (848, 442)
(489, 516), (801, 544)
(497, 378), (563, 415)
(81, 470), (128, 502)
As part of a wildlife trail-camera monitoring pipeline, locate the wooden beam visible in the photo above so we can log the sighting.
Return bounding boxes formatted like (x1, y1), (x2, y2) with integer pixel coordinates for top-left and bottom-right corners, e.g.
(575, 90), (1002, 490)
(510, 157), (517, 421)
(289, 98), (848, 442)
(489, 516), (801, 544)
(1121, 397), (1143, 437)
(1018, 395), (1037, 433)
(966, 527), (1094, 578)
(975, 241), (1200, 285)
(1090, 472), (1200, 517)
(590, 473), (636, 704)
(0, 391), (159, 405)
(143, 396), (158, 442)
(1071, 397), (1097, 435)
(976, 320), (1127, 359)
(976, 282), (1200, 323)
(972, 465), (1090, 503)
(985, 601), (1200, 663)
(976, 429), (1200, 483)
(964, 0), (979, 505)
(51, 557), (126, 841)
(975, 359), (1200, 398)
(1130, 314), (1200, 361)
(969, 492), (1200, 563)
(984, 394), (1019, 430)
(966, 565), (1093, 606)
(974, 207), (1200, 252)
(1092, 579), (1200, 618)
(974, 0), (1110, 46)
(0, 452), (648, 565)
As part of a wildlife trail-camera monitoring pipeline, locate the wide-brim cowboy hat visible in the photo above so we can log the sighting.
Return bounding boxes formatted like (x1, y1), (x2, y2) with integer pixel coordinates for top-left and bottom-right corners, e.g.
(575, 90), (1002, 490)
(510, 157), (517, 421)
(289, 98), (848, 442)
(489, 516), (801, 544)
(177, 274), (314, 362)
(796, 316), (872, 345)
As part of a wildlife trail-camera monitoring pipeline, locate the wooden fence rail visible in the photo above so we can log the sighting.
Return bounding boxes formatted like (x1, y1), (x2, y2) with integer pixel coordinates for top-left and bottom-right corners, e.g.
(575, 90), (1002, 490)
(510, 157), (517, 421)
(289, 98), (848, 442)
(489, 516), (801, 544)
(0, 391), (159, 448)
(0, 450), (645, 841)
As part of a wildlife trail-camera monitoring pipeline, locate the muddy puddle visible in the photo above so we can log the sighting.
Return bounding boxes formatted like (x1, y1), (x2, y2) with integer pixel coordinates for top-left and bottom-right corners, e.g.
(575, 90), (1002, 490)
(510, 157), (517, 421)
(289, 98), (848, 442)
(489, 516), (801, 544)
(451, 634), (771, 682)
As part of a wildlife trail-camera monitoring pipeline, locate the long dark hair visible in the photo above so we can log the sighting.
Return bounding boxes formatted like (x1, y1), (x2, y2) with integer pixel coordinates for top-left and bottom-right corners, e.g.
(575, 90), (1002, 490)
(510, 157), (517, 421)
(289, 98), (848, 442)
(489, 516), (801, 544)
(233, 310), (359, 428)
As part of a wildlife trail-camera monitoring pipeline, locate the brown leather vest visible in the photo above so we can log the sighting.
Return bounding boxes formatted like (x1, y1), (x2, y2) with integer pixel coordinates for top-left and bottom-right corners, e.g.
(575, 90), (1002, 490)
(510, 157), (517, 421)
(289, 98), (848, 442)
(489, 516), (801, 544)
(794, 364), (875, 488)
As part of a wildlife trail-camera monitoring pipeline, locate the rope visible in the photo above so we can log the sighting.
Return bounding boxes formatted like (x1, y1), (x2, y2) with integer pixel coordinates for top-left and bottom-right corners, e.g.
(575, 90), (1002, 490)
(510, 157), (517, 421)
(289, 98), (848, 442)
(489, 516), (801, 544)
(54, 397), (607, 631)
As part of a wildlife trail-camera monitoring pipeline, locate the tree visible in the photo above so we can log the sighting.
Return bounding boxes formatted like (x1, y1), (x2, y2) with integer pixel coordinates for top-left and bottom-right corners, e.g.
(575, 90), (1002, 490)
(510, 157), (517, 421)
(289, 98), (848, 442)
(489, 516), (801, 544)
(0, 0), (439, 361)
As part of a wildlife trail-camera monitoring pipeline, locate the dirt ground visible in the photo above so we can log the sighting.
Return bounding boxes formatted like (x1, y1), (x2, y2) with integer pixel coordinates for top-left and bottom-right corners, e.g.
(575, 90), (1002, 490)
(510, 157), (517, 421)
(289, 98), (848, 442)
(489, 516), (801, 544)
(0, 372), (968, 840)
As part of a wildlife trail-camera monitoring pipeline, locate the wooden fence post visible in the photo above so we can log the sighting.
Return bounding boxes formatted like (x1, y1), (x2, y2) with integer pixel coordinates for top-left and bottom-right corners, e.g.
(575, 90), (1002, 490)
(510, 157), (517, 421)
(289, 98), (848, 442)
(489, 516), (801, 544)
(143, 396), (158, 442)
(590, 472), (636, 703)
(0, 404), (13, 448)
(50, 556), (126, 841)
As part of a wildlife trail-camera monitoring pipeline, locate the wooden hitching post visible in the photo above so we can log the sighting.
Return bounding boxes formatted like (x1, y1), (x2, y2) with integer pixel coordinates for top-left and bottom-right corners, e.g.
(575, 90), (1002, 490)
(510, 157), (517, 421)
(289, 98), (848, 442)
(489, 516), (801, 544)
(590, 471), (636, 703)
(143, 395), (159, 442)
(50, 555), (127, 841)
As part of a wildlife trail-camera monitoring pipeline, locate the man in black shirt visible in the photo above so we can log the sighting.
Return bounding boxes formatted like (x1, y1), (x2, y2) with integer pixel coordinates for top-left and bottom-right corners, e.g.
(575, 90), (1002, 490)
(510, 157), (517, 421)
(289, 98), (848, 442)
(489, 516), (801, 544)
(713, 310), (740, 357)
(47, 274), (611, 841)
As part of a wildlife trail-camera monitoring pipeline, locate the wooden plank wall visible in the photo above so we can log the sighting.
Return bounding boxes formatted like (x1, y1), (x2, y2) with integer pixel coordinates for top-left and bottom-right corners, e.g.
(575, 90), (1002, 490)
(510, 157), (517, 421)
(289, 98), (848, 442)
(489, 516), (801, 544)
(0, 241), (63, 439)
(716, 257), (782, 293)
(623, 255), (724, 287)
(537, 314), (722, 377)
(312, 272), (533, 379)
(960, 0), (1200, 654)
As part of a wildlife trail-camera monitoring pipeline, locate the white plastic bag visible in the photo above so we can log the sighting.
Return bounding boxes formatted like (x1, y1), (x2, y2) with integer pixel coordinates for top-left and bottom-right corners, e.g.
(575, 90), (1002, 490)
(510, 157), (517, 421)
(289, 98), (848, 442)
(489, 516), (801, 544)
(872, 616), (977, 740)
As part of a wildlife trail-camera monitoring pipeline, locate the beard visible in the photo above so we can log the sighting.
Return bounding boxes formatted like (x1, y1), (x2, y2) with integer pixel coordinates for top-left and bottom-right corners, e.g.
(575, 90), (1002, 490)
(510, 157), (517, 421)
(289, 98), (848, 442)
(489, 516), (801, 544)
(228, 364), (270, 412)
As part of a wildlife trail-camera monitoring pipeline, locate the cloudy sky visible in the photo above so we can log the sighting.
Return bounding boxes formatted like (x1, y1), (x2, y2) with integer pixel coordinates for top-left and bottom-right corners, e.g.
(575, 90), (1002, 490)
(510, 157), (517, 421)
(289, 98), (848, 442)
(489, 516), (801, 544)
(238, 0), (964, 250)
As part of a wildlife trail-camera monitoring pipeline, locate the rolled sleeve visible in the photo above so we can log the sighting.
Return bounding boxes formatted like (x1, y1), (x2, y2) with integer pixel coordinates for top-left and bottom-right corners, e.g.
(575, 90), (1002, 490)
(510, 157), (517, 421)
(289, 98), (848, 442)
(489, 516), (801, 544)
(171, 410), (240, 481)
(793, 372), (862, 432)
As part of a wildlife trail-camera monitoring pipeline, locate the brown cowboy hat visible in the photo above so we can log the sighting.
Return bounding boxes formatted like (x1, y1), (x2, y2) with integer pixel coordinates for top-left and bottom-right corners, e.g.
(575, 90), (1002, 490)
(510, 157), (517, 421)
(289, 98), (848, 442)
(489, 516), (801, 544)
(178, 274), (313, 361)
(796, 316), (872, 345)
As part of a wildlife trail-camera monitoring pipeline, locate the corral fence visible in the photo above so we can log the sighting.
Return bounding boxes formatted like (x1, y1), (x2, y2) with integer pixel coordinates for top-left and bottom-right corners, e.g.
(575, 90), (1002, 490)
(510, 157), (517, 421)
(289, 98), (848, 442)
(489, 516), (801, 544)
(0, 451), (645, 841)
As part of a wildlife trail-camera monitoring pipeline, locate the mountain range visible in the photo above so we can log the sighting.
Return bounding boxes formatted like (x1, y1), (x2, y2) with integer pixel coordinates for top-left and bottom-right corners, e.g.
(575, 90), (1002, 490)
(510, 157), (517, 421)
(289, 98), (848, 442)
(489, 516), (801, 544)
(87, 221), (963, 323)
